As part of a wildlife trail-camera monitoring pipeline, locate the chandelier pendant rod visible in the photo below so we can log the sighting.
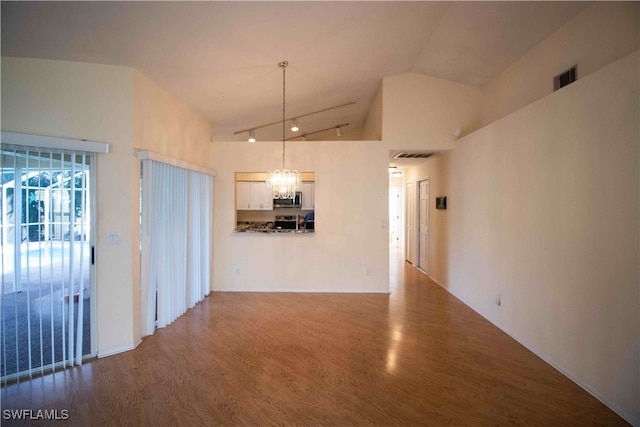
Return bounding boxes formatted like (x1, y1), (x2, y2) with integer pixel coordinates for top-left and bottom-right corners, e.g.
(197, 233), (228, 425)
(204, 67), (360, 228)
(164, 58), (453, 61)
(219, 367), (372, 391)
(281, 61), (286, 170)
(266, 61), (301, 200)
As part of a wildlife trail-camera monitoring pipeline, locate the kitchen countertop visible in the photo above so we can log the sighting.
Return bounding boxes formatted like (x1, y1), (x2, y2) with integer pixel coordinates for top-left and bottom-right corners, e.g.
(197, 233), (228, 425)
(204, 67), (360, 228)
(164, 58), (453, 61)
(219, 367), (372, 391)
(234, 228), (314, 234)
(234, 222), (314, 234)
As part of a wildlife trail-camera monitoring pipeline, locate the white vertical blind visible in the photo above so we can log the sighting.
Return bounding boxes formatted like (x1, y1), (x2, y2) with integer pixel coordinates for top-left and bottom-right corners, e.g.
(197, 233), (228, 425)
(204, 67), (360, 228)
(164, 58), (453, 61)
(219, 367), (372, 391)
(140, 158), (213, 337)
(187, 172), (212, 307)
(1, 145), (93, 382)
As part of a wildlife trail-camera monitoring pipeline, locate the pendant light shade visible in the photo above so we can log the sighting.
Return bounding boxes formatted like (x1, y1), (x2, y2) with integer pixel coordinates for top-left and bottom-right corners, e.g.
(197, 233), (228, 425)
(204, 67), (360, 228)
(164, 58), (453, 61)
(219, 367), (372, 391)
(266, 169), (301, 200)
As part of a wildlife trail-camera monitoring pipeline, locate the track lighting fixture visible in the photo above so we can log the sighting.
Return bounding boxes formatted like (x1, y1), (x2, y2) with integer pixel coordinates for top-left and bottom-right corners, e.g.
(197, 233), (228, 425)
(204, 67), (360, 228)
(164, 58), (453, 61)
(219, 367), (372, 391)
(234, 101), (356, 137)
(336, 126), (342, 137)
(291, 119), (299, 132)
(248, 130), (256, 143)
(283, 123), (349, 141)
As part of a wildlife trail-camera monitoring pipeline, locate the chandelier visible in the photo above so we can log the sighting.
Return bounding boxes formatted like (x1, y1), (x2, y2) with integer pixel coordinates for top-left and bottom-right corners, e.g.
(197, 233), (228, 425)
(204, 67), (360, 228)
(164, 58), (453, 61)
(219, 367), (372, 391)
(266, 61), (301, 199)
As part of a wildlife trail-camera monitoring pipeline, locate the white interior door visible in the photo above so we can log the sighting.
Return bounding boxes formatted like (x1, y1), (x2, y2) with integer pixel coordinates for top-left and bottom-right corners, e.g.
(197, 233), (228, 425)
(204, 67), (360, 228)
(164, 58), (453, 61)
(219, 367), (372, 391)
(389, 187), (402, 248)
(405, 182), (415, 263)
(418, 179), (429, 273)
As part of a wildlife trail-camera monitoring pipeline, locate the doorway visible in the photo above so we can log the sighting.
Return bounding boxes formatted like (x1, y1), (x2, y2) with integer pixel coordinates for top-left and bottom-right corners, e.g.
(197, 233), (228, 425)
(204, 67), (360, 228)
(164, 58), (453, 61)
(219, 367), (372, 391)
(1, 145), (95, 382)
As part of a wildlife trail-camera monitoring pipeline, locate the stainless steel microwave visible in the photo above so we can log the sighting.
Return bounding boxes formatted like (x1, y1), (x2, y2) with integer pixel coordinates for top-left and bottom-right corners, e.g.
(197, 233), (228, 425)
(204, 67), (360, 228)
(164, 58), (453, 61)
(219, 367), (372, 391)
(273, 192), (301, 208)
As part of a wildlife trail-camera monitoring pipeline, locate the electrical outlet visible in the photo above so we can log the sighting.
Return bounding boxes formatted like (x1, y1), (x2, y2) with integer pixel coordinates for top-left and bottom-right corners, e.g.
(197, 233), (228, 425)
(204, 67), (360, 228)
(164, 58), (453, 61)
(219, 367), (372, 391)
(235, 267), (241, 275)
(495, 294), (501, 306)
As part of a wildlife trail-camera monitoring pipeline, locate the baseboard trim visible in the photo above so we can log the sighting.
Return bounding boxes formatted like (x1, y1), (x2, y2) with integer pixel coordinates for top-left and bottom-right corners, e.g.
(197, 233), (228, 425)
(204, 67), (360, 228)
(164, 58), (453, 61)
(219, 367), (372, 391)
(213, 288), (390, 294)
(416, 266), (429, 276)
(423, 272), (638, 426)
(428, 276), (445, 289)
(499, 328), (639, 427)
(97, 344), (135, 359)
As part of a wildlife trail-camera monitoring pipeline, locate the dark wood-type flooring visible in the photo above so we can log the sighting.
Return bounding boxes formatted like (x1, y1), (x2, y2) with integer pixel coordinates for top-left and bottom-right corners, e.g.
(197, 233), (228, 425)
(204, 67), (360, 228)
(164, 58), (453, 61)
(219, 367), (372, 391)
(1, 250), (628, 426)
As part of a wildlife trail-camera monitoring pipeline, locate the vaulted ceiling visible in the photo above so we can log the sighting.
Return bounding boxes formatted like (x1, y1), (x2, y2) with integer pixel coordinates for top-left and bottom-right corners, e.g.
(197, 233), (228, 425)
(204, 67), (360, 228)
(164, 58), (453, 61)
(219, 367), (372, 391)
(2, 1), (589, 142)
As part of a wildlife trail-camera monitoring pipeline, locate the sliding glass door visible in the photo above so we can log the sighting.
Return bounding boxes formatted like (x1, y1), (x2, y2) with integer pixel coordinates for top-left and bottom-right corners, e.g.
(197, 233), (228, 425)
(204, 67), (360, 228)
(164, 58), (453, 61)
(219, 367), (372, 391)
(1, 146), (95, 382)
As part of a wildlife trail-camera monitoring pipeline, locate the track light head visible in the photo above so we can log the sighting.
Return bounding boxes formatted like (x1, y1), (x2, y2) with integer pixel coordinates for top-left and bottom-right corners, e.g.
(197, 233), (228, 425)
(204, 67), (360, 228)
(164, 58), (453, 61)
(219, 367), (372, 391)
(248, 130), (256, 143)
(291, 119), (299, 132)
(336, 126), (342, 137)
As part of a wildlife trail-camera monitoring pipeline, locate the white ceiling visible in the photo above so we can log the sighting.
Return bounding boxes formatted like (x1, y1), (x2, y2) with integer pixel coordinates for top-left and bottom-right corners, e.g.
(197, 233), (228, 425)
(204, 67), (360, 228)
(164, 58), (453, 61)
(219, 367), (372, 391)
(1, 1), (588, 143)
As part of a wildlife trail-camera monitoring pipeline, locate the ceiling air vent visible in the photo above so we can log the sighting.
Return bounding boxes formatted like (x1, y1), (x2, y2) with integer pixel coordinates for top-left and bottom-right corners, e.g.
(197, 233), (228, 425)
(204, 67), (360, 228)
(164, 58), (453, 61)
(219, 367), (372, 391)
(554, 65), (577, 91)
(393, 152), (434, 159)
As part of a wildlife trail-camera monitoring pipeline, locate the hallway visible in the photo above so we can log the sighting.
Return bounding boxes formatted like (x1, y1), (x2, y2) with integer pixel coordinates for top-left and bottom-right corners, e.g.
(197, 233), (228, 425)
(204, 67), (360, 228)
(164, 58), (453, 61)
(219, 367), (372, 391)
(1, 250), (627, 426)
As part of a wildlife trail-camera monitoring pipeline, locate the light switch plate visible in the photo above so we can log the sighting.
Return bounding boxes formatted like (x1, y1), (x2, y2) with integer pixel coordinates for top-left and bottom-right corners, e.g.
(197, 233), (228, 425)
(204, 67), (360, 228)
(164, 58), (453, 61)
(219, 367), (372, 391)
(106, 232), (121, 245)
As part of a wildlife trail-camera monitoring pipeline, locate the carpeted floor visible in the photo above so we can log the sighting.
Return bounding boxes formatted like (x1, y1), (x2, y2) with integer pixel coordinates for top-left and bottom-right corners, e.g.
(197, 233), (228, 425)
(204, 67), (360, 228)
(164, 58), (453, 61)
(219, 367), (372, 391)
(1, 243), (92, 379)
(1, 286), (91, 378)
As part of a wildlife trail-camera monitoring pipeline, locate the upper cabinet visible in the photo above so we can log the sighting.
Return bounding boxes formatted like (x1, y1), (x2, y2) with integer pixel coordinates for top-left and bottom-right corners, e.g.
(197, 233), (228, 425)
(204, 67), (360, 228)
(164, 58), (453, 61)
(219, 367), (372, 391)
(236, 181), (251, 209)
(236, 181), (273, 210)
(301, 182), (315, 211)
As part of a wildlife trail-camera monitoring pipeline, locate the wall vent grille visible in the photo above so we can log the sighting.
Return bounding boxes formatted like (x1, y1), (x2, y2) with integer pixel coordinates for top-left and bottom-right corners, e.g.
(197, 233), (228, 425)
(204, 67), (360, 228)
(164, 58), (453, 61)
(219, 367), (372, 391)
(554, 65), (577, 91)
(393, 152), (434, 159)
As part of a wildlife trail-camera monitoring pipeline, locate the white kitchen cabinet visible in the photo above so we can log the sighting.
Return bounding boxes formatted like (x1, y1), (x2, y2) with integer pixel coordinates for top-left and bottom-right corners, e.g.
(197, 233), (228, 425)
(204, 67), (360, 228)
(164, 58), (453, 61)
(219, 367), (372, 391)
(301, 182), (315, 211)
(254, 182), (273, 210)
(236, 181), (251, 209)
(236, 181), (272, 210)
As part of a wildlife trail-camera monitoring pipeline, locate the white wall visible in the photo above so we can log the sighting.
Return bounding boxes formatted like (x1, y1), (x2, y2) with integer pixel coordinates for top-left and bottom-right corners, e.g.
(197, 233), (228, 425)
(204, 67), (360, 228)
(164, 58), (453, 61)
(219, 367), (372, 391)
(481, 2), (640, 126)
(382, 72), (480, 151)
(1, 57), (215, 355)
(133, 71), (213, 164)
(1, 57), (136, 355)
(422, 52), (638, 424)
(212, 140), (389, 293)
(362, 84), (383, 141)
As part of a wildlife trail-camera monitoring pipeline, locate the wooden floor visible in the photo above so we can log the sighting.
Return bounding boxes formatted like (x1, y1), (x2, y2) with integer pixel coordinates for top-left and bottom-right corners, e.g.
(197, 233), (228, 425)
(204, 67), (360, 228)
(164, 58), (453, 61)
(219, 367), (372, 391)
(2, 249), (627, 426)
